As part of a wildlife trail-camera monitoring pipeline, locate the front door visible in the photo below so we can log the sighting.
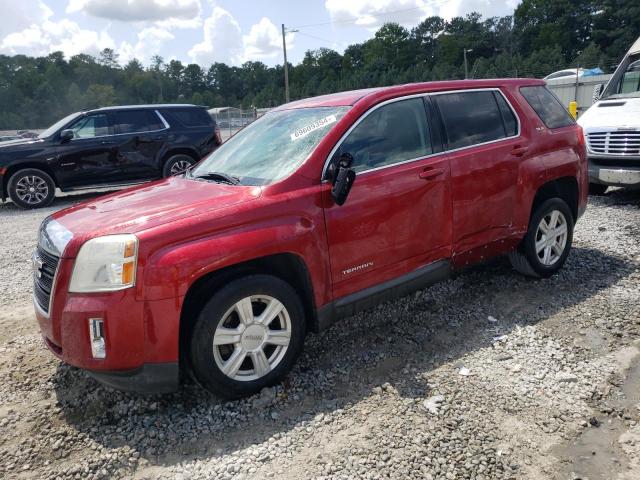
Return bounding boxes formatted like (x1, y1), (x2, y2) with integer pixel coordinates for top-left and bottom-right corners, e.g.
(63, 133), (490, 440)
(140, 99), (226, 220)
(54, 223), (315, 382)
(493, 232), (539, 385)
(323, 97), (452, 300)
(54, 112), (116, 188)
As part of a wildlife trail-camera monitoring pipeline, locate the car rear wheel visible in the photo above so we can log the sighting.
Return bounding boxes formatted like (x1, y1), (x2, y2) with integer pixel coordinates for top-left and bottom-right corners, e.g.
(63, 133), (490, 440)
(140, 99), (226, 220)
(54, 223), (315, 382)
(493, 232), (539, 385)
(7, 168), (55, 209)
(588, 183), (608, 196)
(188, 275), (306, 398)
(163, 154), (196, 177)
(509, 198), (574, 278)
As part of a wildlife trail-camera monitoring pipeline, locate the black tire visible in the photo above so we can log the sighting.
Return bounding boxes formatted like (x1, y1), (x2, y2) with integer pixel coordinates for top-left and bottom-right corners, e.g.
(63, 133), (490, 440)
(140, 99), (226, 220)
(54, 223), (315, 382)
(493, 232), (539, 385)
(509, 198), (574, 278)
(7, 168), (56, 209)
(588, 183), (608, 196)
(188, 274), (306, 398)
(162, 154), (196, 177)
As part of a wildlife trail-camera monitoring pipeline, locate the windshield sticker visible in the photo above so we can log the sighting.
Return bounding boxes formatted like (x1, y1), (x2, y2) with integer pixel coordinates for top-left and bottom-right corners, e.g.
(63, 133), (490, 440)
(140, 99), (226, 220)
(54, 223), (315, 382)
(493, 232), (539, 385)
(290, 115), (337, 141)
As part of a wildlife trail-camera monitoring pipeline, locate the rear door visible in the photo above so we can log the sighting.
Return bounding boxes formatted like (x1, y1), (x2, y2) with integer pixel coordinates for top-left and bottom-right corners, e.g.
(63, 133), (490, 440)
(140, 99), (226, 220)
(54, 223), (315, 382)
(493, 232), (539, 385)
(160, 107), (218, 156)
(323, 96), (452, 300)
(432, 89), (524, 259)
(106, 109), (169, 181)
(54, 112), (116, 188)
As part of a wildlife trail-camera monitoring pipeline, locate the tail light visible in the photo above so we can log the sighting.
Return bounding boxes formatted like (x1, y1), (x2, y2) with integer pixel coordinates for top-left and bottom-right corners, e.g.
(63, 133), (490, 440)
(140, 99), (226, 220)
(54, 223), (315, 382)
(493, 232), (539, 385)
(215, 126), (222, 145)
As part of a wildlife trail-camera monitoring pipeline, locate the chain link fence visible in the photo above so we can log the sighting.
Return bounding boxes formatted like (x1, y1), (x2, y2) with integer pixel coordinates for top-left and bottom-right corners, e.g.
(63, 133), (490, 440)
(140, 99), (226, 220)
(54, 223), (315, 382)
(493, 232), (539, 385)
(208, 107), (271, 141)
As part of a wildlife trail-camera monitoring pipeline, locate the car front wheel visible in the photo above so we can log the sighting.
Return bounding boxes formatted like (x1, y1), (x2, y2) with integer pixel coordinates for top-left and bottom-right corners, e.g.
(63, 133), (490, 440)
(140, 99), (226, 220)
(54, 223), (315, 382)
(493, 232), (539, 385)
(7, 168), (56, 209)
(509, 198), (574, 278)
(188, 275), (306, 398)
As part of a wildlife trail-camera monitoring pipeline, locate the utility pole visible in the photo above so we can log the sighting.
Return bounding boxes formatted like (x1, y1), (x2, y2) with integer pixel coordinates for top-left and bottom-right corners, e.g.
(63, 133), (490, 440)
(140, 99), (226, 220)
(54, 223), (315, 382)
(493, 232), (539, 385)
(281, 24), (298, 103)
(463, 48), (473, 80)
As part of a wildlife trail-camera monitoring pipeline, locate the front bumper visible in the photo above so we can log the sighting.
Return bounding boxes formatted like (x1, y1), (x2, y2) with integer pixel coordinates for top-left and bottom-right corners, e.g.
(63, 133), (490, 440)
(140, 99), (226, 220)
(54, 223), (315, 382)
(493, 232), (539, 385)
(588, 158), (640, 187)
(35, 257), (183, 393)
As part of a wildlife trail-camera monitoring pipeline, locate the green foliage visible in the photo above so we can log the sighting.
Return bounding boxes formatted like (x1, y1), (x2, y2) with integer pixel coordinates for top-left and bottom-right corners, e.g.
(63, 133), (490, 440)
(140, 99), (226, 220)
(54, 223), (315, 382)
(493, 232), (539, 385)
(1, 1), (639, 129)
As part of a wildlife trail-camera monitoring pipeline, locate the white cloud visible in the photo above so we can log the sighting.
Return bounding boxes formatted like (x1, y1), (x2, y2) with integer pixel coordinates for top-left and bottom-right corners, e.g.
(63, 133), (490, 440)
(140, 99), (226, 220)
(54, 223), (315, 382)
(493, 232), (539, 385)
(324, 0), (437, 28)
(324, 0), (521, 28)
(1, 1), (54, 39)
(118, 27), (174, 64)
(67, 0), (201, 24)
(242, 17), (285, 61)
(188, 6), (243, 65)
(438, 0), (520, 20)
(0, 19), (115, 58)
(188, 7), (289, 66)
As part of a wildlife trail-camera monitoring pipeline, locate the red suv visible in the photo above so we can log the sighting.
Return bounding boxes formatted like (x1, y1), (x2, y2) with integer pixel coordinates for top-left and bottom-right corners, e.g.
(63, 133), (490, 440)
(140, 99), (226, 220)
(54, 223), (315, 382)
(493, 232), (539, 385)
(34, 80), (587, 398)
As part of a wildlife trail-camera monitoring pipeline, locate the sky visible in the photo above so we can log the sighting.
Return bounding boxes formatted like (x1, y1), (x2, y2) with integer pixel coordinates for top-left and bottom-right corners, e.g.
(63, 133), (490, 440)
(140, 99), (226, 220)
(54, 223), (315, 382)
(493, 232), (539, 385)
(0, 0), (521, 67)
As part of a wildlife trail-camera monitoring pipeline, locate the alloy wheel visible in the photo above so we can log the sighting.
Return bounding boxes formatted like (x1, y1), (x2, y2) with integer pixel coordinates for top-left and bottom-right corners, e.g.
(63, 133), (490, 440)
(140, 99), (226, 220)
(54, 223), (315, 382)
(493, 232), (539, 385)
(213, 295), (292, 382)
(535, 209), (568, 266)
(170, 159), (192, 176)
(14, 175), (49, 205)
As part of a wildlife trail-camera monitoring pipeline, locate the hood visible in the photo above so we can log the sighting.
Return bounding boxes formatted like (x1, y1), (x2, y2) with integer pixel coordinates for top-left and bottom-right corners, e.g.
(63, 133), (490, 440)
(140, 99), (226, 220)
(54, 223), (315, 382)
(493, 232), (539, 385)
(52, 176), (262, 238)
(578, 98), (640, 130)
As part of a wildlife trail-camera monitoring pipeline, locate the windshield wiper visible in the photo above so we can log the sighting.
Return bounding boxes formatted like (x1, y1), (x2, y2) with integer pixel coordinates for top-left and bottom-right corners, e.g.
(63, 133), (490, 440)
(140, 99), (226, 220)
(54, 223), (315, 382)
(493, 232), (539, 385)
(187, 170), (241, 185)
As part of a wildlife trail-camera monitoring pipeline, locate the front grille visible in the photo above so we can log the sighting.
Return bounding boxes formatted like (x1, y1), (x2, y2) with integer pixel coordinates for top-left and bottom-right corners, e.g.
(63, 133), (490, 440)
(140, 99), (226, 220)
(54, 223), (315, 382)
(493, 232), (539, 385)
(33, 247), (60, 314)
(587, 131), (640, 156)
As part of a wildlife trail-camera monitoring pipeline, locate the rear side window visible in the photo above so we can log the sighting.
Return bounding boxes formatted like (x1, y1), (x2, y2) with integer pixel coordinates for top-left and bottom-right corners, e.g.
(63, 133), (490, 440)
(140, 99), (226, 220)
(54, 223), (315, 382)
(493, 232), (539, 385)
(520, 86), (574, 129)
(335, 98), (432, 173)
(494, 92), (518, 137)
(111, 110), (165, 134)
(435, 91), (514, 150)
(162, 108), (213, 128)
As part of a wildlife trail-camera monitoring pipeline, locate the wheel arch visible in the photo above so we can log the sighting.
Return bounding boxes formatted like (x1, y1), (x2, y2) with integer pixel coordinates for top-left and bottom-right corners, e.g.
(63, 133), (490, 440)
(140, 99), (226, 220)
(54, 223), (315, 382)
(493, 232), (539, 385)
(3, 163), (58, 201)
(161, 148), (200, 166)
(530, 176), (579, 222)
(178, 253), (318, 370)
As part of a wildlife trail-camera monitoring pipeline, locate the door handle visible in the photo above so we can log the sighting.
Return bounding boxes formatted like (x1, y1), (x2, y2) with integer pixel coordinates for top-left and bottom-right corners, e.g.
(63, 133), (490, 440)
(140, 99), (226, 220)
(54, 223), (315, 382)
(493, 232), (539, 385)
(419, 167), (444, 180)
(511, 145), (529, 156)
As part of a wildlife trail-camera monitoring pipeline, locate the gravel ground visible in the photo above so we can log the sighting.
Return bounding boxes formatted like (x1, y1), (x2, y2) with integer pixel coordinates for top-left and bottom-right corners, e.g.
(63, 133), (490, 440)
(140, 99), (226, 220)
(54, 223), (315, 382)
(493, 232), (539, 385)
(0, 188), (639, 480)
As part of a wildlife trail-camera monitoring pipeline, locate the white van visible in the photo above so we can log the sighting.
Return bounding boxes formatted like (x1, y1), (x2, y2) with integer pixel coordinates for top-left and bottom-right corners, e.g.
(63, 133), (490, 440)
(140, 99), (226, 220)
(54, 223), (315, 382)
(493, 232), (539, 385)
(577, 37), (640, 194)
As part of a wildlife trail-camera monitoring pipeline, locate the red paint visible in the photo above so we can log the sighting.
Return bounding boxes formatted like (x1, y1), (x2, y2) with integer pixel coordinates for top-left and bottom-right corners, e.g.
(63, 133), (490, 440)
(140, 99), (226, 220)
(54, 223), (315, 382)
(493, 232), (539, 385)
(36, 79), (587, 376)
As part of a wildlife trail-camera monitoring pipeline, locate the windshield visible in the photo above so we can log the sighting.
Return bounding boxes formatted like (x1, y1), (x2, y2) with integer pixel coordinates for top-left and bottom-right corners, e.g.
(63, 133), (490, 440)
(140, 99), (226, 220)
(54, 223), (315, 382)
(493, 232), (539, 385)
(190, 106), (350, 185)
(603, 54), (640, 99)
(38, 112), (82, 139)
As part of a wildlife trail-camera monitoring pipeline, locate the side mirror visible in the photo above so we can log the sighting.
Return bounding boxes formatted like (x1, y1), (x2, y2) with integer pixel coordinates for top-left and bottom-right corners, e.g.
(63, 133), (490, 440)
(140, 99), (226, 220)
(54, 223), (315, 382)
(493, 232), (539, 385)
(60, 129), (74, 142)
(330, 153), (356, 206)
(593, 84), (604, 102)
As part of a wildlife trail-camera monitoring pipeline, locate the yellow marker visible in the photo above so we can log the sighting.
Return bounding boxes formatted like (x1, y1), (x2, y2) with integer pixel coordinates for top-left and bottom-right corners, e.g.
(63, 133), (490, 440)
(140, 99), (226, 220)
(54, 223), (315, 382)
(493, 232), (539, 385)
(569, 101), (578, 119)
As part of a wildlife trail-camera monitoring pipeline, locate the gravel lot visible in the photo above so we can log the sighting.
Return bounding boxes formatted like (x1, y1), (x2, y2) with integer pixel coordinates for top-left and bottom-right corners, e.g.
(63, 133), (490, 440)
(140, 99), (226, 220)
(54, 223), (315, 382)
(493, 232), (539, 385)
(0, 188), (639, 480)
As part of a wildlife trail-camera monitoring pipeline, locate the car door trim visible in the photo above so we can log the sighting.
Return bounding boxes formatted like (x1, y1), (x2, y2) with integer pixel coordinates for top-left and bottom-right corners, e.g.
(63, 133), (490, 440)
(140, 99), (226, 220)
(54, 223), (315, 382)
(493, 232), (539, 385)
(321, 88), (521, 181)
(314, 259), (452, 331)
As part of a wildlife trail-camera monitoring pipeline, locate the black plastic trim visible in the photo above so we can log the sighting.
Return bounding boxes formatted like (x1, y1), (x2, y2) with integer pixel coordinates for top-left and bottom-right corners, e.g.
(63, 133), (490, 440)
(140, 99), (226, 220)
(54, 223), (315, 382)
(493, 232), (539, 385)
(316, 260), (451, 331)
(87, 362), (179, 394)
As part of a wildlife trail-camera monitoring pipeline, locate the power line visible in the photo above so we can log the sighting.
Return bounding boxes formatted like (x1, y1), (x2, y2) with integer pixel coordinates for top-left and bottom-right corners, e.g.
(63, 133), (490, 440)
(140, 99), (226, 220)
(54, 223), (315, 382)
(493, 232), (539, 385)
(295, 31), (340, 47)
(290, 0), (450, 30)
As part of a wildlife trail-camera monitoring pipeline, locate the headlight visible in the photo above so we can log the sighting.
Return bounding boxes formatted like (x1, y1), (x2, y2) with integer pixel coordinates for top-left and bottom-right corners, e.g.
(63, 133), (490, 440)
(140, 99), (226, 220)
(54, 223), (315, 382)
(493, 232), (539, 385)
(38, 218), (73, 257)
(69, 234), (138, 293)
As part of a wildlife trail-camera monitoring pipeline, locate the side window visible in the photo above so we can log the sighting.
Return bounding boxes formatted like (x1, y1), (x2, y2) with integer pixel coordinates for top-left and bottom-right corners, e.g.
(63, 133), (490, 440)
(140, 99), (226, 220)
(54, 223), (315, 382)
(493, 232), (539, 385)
(520, 86), (575, 129)
(434, 91), (508, 150)
(335, 98), (431, 173)
(162, 108), (213, 127)
(494, 92), (518, 137)
(620, 59), (640, 95)
(68, 114), (110, 139)
(111, 110), (165, 135)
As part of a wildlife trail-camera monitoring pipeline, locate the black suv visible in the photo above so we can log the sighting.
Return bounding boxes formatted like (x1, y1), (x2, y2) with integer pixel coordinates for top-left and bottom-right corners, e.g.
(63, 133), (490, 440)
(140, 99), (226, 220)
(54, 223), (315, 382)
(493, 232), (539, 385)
(0, 104), (221, 208)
